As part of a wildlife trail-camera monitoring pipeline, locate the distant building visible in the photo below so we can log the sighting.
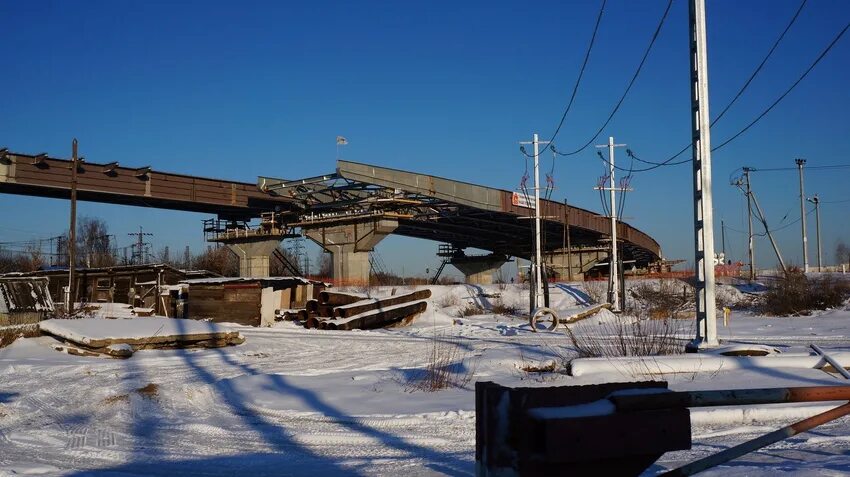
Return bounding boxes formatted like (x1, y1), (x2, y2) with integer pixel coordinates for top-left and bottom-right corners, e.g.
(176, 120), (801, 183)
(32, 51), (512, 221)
(0, 276), (54, 326)
(3, 264), (218, 315)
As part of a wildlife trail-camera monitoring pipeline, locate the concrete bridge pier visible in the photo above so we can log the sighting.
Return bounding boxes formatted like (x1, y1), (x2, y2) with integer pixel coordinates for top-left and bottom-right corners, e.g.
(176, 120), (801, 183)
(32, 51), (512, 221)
(450, 254), (509, 285)
(226, 239), (281, 277)
(546, 246), (611, 281)
(304, 219), (398, 286)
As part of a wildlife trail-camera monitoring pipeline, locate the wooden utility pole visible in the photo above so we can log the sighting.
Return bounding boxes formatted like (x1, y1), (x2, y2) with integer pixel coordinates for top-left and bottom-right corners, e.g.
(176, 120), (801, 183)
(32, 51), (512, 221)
(68, 139), (78, 314)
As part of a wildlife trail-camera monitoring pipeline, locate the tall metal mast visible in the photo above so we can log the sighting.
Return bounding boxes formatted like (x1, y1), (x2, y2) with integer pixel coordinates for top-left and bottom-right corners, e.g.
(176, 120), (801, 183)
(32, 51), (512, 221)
(796, 158), (809, 272)
(688, 0), (718, 348)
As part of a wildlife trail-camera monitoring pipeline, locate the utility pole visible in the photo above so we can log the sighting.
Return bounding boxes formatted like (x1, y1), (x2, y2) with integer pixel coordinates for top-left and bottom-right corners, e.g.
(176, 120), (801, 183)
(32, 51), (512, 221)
(808, 194), (822, 271)
(743, 168), (756, 280)
(595, 136), (626, 312)
(68, 139), (78, 314)
(796, 158), (809, 272)
(519, 133), (550, 310)
(564, 198), (573, 281)
(688, 0), (718, 348)
(751, 190), (788, 274)
(721, 219), (726, 259)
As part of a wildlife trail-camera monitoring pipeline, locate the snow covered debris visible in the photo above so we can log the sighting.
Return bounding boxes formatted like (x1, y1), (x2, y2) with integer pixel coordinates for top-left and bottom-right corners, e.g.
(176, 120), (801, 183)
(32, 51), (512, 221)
(38, 317), (245, 350)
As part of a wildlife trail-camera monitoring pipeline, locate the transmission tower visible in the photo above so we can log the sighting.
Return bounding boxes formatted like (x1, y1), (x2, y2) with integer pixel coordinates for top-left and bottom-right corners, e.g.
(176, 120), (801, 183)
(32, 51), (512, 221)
(127, 226), (154, 265)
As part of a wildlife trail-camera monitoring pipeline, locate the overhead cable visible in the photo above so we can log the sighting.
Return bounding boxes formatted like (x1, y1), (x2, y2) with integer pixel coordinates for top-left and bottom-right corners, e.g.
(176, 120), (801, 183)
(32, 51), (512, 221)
(521, 0), (607, 160)
(555, 0), (674, 157)
(712, 20), (850, 152)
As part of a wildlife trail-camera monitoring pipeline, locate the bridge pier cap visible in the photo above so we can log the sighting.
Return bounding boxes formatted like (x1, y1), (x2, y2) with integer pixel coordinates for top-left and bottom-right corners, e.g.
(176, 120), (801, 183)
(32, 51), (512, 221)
(304, 219), (398, 286)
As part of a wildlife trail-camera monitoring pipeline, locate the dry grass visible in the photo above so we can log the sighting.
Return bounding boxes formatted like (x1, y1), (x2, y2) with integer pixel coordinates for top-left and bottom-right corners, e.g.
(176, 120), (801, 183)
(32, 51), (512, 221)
(566, 312), (688, 359)
(761, 268), (850, 316)
(103, 394), (130, 405)
(456, 302), (484, 317)
(136, 383), (159, 399)
(627, 279), (694, 319)
(406, 333), (475, 392)
(435, 292), (461, 308)
(490, 299), (521, 317)
(583, 280), (608, 305)
(0, 324), (40, 349)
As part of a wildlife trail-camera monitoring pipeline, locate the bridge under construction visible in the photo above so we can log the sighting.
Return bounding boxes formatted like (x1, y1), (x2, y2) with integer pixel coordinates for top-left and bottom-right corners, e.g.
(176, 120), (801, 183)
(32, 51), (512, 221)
(1, 149), (662, 284)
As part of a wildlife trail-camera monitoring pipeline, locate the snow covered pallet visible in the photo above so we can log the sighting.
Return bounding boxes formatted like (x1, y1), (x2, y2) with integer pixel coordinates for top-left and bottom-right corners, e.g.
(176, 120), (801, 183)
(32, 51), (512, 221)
(299, 289), (431, 330)
(39, 317), (245, 358)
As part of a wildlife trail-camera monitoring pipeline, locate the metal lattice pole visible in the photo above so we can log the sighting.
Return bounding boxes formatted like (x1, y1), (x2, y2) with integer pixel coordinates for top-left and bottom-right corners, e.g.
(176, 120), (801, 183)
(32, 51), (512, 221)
(688, 0), (718, 348)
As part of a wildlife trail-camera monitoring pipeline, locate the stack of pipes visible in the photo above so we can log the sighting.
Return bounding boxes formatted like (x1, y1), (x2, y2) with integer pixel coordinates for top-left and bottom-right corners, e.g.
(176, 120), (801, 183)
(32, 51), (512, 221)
(291, 289), (431, 331)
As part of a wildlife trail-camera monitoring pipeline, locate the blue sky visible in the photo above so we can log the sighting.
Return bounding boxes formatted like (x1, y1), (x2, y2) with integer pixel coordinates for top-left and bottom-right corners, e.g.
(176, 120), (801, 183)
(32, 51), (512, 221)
(1, 0), (848, 278)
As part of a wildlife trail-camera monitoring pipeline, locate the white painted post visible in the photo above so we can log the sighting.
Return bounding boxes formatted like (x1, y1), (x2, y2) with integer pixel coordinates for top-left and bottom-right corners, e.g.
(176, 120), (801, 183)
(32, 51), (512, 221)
(688, 0), (718, 348)
(532, 134), (544, 308)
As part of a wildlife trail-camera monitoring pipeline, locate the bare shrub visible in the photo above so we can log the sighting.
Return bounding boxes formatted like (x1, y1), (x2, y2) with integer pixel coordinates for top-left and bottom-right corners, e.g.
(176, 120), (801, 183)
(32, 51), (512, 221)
(490, 299), (521, 317)
(583, 280), (607, 305)
(566, 312), (688, 358)
(761, 268), (850, 316)
(435, 292), (461, 308)
(0, 324), (40, 349)
(456, 302), (484, 317)
(406, 333), (474, 392)
(494, 270), (508, 292)
(628, 279), (694, 319)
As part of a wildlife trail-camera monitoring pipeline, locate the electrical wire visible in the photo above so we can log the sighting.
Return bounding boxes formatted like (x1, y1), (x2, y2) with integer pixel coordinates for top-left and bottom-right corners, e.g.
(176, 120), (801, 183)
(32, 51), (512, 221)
(555, 0), (674, 157)
(712, 20), (850, 152)
(601, 6), (843, 170)
(520, 0), (607, 159)
(711, 0), (808, 126)
(753, 207), (814, 236)
(742, 164), (850, 172)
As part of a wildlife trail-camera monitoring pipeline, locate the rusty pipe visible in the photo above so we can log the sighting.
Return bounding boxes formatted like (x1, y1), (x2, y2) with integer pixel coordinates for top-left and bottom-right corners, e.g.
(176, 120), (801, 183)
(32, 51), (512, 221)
(663, 401), (850, 476)
(612, 385), (850, 412)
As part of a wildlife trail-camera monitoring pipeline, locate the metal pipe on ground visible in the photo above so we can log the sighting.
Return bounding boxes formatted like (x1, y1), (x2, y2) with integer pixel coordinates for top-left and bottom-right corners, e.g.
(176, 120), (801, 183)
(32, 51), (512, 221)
(334, 290), (431, 318)
(316, 304), (335, 317)
(330, 301), (427, 330)
(662, 401), (850, 476)
(318, 291), (368, 306)
(811, 344), (850, 379)
(611, 385), (850, 412)
(304, 314), (323, 329)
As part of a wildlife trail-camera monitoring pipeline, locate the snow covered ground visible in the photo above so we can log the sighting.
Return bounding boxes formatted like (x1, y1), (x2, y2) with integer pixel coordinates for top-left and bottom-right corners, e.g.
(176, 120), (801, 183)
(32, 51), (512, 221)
(2, 282), (850, 476)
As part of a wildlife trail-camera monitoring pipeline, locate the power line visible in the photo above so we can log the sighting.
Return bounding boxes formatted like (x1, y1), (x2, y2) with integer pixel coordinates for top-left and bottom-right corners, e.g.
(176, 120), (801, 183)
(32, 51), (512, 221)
(741, 164), (850, 172)
(555, 0), (674, 157)
(602, 7), (844, 171)
(712, 20), (850, 152)
(521, 0), (607, 160)
(711, 0), (808, 126)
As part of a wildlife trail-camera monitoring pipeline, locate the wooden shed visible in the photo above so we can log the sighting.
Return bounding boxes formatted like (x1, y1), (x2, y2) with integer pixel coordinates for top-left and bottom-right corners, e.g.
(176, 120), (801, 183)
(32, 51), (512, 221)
(0, 277), (55, 326)
(8, 264), (218, 315)
(182, 277), (327, 327)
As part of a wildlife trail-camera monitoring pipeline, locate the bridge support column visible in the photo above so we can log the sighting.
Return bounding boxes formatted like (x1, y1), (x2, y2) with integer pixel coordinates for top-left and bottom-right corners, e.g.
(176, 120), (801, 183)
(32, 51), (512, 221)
(450, 254), (508, 285)
(546, 247), (609, 281)
(226, 239), (280, 277)
(304, 219), (398, 286)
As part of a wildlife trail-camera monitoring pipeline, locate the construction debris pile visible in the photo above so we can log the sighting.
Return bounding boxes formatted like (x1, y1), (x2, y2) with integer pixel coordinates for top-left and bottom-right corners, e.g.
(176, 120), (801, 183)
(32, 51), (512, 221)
(279, 289), (431, 331)
(39, 317), (245, 359)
